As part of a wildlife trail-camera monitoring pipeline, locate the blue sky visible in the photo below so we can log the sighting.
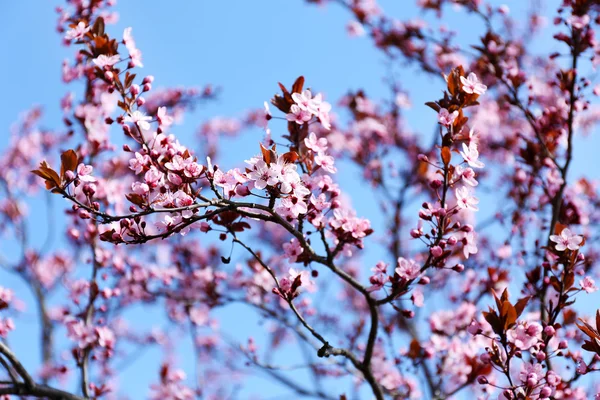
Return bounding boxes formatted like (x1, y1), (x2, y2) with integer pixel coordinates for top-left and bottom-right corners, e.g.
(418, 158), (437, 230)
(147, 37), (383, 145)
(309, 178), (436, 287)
(1, 0), (600, 398)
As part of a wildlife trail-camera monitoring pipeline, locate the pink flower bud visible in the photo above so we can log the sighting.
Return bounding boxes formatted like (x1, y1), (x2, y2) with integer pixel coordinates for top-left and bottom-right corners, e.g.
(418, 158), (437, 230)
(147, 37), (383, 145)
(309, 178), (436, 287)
(431, 246), (443, 257)
(540, 386), (552, 398)
(558, 340), (568, 349)
(452, 264), (465, 272)
(477, 376), (488, 384)
(418, 154), (429, 162)
(130, 84), (140, 96)
(430, 179), (442, 189)
(137, 97), (145, 107)
(142, 75), (154, 84)
(544, 326), (556, 337)
(418, 276), (430, 285)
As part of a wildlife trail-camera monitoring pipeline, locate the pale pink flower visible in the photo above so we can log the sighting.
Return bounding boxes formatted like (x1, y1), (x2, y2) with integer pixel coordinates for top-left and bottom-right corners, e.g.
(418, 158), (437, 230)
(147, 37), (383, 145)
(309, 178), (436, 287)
(519, 362), (543, 385)
(462, 231), (478, 259)
(286, 104), (312, 125)
(65, 21), (90, 41)
(346, 20), (366, 37)
(157, 107), (174, 128)
(314, 153), (337, 173)
(569, 15), (590, 30)
(580, 276), (597, 293)
(460, 72), (487, 95)
(304, 132), (328, 153)
(549, 228), (583, 251)
(395, 257), (420, 281)
(96, 326), (115, 349)
(247, 160), (278, 190)
(124, 110), (152, 130)
(438, 108), (458, 126)
(129, 152), (149, 174)
(459, 142), (485, 168)
(76, 163), (96, 182)
(455, 165), (478, 186)
(291, 90), (313, 111)
(283, 238), (304, 262)
(455, 187), (479, 211)
(316, 101), (332, 130)
(508, 321), (542, 350)
(92, 54), (120, 68)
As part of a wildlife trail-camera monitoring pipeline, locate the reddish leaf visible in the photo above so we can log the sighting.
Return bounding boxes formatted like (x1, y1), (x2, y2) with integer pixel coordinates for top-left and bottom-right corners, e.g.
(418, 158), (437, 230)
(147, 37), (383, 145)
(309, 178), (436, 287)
(281, 151), (299, 164)
(291, 76), (305, 94)
(441, 146), (451, 166)
(60, 149), (78, 179)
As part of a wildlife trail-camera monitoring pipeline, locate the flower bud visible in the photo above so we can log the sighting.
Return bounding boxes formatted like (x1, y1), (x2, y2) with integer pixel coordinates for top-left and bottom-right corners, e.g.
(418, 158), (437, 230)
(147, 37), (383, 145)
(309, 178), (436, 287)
(452, 264), (465, 272)
(430, 179), (442, 189)
(431, 246), (443, 257)
(558, 340), (568, 349)
(477, 376), (488, 384)
(410, 229), (422, 238)
(544, 326), (556, 337)
(130, 84), (140, 96)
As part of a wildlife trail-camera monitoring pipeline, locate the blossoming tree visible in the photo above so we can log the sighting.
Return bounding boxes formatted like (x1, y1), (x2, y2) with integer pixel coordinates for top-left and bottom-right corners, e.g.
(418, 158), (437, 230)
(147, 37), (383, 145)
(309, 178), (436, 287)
(1, 0), (600, 399)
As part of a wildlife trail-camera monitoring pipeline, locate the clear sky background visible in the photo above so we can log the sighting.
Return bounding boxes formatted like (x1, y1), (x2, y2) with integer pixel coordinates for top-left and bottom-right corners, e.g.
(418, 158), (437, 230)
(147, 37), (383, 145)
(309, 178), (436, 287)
(1, 0), (600, 399)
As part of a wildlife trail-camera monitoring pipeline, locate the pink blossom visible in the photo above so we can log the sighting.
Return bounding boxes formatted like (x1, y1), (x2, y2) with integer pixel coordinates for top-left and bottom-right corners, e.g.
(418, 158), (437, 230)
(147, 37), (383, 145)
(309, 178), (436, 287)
(124, 110), (152, 130)
(549, 228), (583, 251)
(157, 107), (174, 128)
(76, 163), (96, 182)
(580, 276), (597, 293)
(92, 54), (120, 68)
(462, 231), (478, 259)
(508, 321), (542, 350)
(455, 165), (478, 186)
(314, 153), (337, 173)
(395, 257), (420, 281)
(286, 104), (312, 125)
(283, 238), (304, 262)
(455, 187), (479, 211)
(460, 72), (487, 95)
(0, 318), (14, 338)
(96, 326), (115, 349)
(64, 21), (90, 41)
(304, 132), (328, 153)
(438, 108), (458, 126)
(129, 152), (149, 174)
(459, 142), (485, 168)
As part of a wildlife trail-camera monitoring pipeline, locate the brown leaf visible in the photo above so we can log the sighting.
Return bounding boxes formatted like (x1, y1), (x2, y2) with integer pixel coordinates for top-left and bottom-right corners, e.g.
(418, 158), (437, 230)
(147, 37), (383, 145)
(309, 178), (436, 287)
(291, 76), (305, 94)
(501, 301), (517, 330)
(514, 296), (530, 317)
(60, 149), (78, 179)
(260, 143), (277, 165)
(441, 146), (451, 166)
(125, 72), (136, 89)
(281, 151), (299, 164)
(31, 161), (61, 190)
(126, 193), (146, 207)
(92, 16), (105, 37)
